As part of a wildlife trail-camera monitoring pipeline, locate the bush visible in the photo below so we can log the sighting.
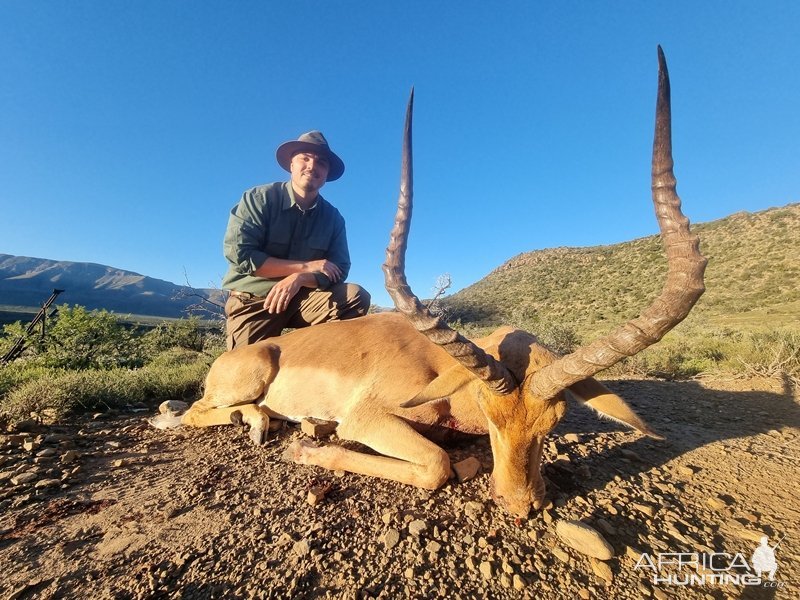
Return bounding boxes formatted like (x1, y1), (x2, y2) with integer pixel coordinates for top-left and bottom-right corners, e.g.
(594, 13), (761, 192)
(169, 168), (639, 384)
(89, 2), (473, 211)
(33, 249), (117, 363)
(728, 330), (800, 383)
(0, 305), (146, 370)
(0, 362), (65, 400)
(2, 359), (211, 423)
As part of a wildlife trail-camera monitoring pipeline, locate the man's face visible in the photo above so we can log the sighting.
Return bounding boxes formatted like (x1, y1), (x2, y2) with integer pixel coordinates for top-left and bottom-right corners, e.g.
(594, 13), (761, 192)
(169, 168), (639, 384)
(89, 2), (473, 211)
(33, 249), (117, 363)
(290, 152), (330, 196)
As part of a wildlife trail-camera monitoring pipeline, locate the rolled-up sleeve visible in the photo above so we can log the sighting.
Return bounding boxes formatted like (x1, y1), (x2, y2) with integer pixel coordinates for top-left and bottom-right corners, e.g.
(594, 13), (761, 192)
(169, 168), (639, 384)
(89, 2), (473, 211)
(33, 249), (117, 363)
(223, 189), (269, 275)
(311, 211), (351, 291)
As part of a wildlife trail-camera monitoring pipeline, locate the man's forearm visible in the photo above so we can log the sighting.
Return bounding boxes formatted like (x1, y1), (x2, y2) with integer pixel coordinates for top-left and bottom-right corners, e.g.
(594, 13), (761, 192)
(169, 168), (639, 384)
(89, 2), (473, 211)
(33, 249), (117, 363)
(253, 257), (319, 279)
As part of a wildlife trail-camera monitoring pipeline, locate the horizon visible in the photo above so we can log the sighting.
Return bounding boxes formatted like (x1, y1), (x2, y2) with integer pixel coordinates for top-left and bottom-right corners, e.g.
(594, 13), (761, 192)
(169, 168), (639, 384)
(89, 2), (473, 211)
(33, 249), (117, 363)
(1, 3), (798, 307)
(2, 200), (796, 309)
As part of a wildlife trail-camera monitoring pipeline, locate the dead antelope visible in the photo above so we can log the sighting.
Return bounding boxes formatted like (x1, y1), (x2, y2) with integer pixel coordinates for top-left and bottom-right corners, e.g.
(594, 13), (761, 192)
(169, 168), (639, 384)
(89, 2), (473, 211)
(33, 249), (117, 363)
(152, 47), (705, 517)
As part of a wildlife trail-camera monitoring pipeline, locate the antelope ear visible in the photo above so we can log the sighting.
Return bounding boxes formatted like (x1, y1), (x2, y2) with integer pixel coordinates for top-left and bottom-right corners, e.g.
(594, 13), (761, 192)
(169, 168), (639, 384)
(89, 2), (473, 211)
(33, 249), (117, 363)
(568, 378), (664, 439)
(401, 365), (481, 408)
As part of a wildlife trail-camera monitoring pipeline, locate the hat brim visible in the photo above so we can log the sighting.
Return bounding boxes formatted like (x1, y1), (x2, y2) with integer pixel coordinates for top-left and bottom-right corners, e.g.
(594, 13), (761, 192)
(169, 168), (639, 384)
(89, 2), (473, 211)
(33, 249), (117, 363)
(276, 141), (345, 182)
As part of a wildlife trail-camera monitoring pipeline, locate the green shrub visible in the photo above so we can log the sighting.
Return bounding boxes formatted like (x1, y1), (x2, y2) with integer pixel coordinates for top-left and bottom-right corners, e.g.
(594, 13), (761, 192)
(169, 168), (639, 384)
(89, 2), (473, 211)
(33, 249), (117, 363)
(1, 359), (210, 423)
(726, 330), (800, 383)
(0, 362), (65, 400)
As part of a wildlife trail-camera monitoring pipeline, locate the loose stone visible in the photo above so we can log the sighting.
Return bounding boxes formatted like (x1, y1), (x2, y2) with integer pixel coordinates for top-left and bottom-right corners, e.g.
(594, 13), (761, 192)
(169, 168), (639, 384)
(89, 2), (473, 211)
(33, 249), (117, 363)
(452, 457), (481, 482)
(555, 520), (615, 560)
(381, 528), (400, 550)
(408, 520), (427, 536)
(590, 557), (614, 583)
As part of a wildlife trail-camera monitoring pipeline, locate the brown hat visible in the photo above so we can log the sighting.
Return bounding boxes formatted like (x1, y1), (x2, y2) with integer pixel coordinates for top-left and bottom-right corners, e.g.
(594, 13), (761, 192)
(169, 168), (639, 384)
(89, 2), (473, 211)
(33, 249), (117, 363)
(276, 131), (345, 182)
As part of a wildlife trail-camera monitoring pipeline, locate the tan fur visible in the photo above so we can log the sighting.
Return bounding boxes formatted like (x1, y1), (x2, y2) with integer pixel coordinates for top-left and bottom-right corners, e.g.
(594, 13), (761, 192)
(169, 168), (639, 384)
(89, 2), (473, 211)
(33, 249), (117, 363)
(170, 312), (654, 516)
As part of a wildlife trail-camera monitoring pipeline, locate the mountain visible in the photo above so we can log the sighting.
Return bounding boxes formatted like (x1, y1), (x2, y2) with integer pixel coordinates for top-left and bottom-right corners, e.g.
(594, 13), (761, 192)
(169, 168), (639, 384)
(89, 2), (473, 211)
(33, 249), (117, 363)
(0, 254), (225, 320)
(3, 203), (797, 328)
(441, 203), (800, 335)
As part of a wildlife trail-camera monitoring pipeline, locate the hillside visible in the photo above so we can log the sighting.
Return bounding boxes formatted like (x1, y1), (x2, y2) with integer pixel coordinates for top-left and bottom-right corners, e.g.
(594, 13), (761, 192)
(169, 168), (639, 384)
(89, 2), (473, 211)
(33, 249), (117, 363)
(0, 255), (224, 320)
(442, 203), (800, 335)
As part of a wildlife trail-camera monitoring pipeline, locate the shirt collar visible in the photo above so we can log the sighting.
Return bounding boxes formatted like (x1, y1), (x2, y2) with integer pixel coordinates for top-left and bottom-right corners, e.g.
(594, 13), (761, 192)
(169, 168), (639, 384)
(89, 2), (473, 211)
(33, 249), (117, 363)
(284, 181), (320, 213)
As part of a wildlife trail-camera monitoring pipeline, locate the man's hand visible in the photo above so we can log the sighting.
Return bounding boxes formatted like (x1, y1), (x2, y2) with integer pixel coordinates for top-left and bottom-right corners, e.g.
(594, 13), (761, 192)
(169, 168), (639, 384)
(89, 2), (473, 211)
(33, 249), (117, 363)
(305, 259), (342, 283)
(264, 273), (306, 314)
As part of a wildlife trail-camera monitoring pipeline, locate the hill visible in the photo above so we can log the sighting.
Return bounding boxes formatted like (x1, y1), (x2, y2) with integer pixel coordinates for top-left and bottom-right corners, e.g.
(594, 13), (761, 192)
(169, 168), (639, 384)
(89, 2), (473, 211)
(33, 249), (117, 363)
(442, 203), (800, 336)
(0, 254), (224, 321)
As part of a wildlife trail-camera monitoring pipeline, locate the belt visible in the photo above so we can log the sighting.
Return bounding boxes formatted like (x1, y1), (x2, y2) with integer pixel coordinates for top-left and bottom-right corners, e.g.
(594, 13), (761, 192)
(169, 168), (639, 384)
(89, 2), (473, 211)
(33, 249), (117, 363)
(229, 290), (265, 300)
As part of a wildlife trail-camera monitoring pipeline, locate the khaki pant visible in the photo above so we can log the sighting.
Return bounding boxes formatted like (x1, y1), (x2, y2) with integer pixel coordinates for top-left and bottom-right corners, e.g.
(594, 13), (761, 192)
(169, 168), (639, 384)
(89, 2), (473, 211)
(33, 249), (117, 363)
(225, 283), (371, 350)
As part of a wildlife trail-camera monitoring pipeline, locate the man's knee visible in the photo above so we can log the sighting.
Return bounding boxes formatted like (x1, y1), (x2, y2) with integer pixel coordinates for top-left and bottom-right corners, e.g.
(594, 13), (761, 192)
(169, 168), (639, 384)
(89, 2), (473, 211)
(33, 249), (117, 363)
(347, 284), (371, 315)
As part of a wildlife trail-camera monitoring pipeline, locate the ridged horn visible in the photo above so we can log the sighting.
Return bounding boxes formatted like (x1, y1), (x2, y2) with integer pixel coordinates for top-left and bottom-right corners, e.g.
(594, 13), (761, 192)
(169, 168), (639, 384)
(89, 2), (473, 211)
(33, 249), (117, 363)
(529, 46), (707, 400)
(382, 89), (517, 395)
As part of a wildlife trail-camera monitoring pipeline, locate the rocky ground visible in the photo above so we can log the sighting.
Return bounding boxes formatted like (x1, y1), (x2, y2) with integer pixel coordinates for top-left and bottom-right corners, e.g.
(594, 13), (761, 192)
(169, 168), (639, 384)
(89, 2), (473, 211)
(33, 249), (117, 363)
(1, 376), (798, 600)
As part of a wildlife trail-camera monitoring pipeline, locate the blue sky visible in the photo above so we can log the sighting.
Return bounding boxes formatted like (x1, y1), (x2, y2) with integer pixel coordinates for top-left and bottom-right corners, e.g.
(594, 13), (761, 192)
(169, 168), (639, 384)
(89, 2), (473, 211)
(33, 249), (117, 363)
(1, 2), (798, 308)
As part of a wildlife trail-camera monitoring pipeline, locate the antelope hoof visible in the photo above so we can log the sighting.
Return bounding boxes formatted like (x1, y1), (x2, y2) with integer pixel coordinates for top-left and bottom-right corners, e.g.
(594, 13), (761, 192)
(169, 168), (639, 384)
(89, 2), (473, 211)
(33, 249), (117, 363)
(249, 423), (268, 446)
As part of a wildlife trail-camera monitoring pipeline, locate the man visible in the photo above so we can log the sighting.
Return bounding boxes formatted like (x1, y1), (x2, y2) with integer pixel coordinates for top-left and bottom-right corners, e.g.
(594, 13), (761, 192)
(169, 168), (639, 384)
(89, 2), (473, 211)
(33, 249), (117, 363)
(222, 131), (371, 350)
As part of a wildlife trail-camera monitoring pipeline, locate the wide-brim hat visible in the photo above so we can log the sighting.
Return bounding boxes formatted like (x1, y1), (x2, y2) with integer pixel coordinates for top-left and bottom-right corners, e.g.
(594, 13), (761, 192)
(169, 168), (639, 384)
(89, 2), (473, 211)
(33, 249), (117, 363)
(276, 130), (345, 182)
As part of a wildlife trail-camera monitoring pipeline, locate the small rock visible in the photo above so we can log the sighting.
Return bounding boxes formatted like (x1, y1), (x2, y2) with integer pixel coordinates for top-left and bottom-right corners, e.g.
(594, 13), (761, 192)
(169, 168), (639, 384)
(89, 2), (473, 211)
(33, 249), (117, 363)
(382, 528), (400, 550)
(512, 574), (526, 590)
(556, 520), (615, 560)
(408, 520), (427, 536)
(22, 440), (39, 452)
(300, 418), (338, 438)
(292, 539), (310, 557)
(61, 450), (79, 464)
(677, 465), (699, 477)
(706, 495), (728, 510)
(632, 503), (657, 518)
(479, 561), (494, 580)
(464, 501), (484, 518)
(552, 547), (570, 564)
(35, 448), (56, 458)
(620, 449), (642, 461)
(426, 540), (442, 553)
(595, 518), (617, 536)
(34, 478), (61, 489)
(578, 589), (591, 600)
(452, 457), (481, 482)
(112, 459), (125, 468)
(306, 486), (327, 506)
(10, 473), (37, 485)
(735, 528), (768, 543)
(527, 529), (542, 542)
(564, 433), (580, 443)
(591, 557), (614, 583)
(14, 419), (44, 432)
(626, 545), (644, 561)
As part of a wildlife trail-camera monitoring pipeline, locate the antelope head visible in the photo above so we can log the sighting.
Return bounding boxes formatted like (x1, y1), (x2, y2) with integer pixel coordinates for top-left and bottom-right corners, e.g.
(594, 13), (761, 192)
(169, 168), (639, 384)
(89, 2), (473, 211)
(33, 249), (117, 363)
(382, 47), (706, 517)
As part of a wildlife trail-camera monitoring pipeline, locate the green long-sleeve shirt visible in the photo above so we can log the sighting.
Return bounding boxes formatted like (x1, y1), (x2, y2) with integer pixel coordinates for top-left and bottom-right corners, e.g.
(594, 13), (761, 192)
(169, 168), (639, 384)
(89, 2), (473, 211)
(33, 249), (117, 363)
(221, 182), (351, 296)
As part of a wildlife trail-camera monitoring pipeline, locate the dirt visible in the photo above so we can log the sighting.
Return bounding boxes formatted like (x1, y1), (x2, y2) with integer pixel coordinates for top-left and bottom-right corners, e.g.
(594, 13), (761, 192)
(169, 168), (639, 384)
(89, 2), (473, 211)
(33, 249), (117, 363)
(1, 376), (798, 600)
